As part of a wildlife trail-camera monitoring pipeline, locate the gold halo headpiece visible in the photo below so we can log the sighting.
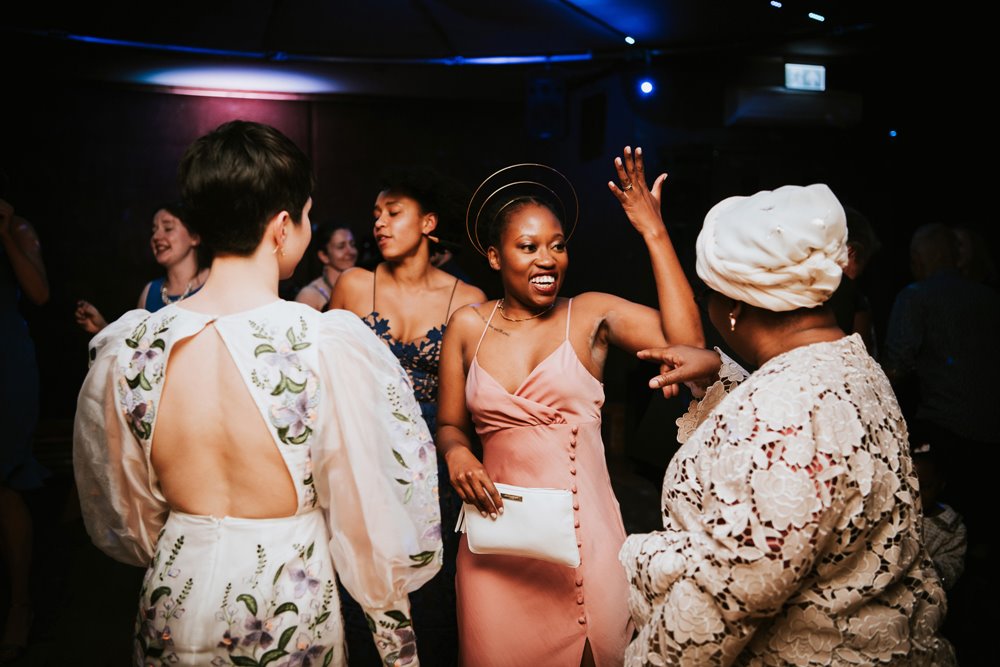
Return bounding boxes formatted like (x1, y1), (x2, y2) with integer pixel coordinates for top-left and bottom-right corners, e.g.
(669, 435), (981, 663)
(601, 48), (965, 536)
(465, 163), (579, 257)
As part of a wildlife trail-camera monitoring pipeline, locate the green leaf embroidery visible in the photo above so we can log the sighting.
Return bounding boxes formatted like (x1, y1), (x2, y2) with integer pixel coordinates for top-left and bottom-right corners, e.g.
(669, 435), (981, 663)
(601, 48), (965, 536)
(394, 478), (410, 485)
(286, 328), (297, 345)
(236, 593), (258, 616)
(392, 449), (409, 469)
(384, 609), (410, 624)
(322, 649), (334, 667)
(255, 343), (277, 357)
(316, 610), (331, 624)
(283, 375), (307, 393)
(149, 586), (171, 604)
(126, 373), (143, 389)
(408, 551), (436, 568)
(391, 411), (411, 422)
(125, 338), (139, 349)
(230, 657), (259, 667)
(292, 342), (310, 351)
(404, 484), (414, 503)
(138, 372), (152, 391)
(150, 338), (166, 351)
(306, 542), (315, 559)
(277, 625), (297, 650)
(133, 323), (148, 342)
(363, 612), (375, 633)
(384, 651), (401, 664)
(287, 427), (312, 445)
(260, 648), (288, 666)
(272, 563), (284, 586)
(275, 602), (299, 616)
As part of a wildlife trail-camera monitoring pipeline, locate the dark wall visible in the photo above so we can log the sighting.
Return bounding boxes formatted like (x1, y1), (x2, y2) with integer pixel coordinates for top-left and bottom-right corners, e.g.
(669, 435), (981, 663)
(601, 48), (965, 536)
(3, 28), (993, 473)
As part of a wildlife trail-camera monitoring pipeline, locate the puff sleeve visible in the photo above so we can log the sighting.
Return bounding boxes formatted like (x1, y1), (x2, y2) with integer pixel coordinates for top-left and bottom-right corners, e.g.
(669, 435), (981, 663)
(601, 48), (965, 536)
(312, 310), (443, 664)
(73, 309), (167, 567)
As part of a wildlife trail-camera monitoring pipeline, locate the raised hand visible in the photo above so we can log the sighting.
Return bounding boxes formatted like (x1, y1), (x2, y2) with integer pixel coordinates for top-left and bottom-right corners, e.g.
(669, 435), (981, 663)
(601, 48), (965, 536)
(607, 146), (668, 239)
(637, 345), (722, 398)
(74, 300), (108, 335)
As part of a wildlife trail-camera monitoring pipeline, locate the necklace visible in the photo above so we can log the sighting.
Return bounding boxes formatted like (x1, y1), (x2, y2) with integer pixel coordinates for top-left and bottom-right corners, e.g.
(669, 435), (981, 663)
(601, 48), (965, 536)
(160, 280), (195, 305)
(497, 298), (555, 322)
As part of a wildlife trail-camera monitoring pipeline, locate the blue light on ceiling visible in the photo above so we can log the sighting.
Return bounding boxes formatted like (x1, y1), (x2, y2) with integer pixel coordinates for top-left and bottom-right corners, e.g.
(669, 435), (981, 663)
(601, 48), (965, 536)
(889, 130), (898, 138)
(770, 1), (783, 7)
(625, 36), (636, 45)
(639, 79), (655, 95)
(808, 12), (826, 22)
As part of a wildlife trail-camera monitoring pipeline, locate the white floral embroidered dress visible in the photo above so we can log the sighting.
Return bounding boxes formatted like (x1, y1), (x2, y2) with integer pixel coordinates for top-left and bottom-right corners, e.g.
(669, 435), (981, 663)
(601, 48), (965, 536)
(619, 334), (955, 666)
(74, 301), (442, 666)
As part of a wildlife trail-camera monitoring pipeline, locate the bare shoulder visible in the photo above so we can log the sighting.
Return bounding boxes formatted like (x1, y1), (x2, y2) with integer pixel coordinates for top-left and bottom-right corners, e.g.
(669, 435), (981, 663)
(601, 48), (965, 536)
(569, 291), (622, 316)
(336, 266), (374, 291)
(453, 279), (487, 306)
(447, 300), (495, 336)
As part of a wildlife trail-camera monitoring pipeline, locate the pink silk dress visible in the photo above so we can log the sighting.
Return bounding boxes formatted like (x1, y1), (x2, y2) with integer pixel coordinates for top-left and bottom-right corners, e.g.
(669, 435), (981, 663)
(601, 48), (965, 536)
(457, 300), (631, 667)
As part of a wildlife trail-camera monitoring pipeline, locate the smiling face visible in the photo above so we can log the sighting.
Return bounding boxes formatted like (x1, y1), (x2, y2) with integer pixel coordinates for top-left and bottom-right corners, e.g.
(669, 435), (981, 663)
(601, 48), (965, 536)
(372, 190), (436, 262)
(488, 202), (568, 311)
(320, 227), (357, 271)
(150, 208), (200, 269)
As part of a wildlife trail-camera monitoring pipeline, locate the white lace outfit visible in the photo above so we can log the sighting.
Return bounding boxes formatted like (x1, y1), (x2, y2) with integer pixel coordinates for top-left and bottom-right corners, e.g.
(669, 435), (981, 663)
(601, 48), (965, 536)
(74, 301), (442, 666)
(619, 334), (955, 666)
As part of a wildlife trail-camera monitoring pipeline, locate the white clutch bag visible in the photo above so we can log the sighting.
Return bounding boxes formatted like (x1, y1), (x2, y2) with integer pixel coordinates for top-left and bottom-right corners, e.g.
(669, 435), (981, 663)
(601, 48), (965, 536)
(455, 482), (580, 568)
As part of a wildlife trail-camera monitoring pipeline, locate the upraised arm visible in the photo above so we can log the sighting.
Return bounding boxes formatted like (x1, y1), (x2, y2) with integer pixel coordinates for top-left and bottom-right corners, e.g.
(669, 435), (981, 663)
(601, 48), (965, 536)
(608, 147), (702, 348)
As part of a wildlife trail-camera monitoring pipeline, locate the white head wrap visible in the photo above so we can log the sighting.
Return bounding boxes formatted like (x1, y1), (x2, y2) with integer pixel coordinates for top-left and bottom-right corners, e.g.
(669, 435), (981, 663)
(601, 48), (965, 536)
(695, 183), (848, 312)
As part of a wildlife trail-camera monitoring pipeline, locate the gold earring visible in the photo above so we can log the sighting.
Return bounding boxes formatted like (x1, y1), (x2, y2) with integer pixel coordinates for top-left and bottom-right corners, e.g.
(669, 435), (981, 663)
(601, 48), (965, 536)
(424, 233), (440, 244)
(729, 311), (737, 332)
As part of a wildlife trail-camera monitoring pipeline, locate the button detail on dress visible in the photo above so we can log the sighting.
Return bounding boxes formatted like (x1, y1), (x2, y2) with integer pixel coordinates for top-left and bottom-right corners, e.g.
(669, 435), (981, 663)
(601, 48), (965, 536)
(573, 501), (580, 510)
(571, 426), (579, 435)
(577, 616), (586, 624)
(569, 467), (577, 475)
(569, 452), (576, 460)
(575, 577), (583, 587)
(577, 594), (584, 605)
(574, 519), (580, 528)
(571, 485), (578, 494)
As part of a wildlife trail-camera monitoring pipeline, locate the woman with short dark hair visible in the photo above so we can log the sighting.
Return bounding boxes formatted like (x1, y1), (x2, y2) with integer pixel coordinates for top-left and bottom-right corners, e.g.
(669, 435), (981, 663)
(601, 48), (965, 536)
(74, 120), (441, 666)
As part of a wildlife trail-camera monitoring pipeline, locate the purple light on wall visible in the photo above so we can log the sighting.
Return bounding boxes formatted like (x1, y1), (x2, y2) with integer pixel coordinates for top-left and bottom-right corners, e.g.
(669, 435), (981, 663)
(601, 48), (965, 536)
(139, 66), (339, 96)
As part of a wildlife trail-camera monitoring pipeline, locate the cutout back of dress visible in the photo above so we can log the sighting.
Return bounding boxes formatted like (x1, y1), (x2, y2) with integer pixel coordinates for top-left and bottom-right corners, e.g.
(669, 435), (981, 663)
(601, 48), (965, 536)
(153, 322), (298, 518)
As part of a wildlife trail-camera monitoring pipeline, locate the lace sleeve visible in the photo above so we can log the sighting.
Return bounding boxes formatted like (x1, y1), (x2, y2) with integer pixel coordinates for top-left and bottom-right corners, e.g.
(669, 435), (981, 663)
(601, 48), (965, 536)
(622, 370), (857, 666)
(674, 349), (748, 443)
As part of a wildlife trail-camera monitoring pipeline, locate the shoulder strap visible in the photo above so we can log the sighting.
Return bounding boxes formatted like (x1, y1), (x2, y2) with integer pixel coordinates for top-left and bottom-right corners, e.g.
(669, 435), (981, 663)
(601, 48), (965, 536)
(445, 277), (460, 321)
(371, 263), (379, 312)
(473, 301), (500, 360)
(565, 298), (573, 340)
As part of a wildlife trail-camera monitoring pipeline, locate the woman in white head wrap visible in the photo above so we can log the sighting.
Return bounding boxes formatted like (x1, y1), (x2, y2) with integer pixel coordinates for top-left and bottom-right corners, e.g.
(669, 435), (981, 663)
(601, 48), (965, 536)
(618, 184), (955, 666)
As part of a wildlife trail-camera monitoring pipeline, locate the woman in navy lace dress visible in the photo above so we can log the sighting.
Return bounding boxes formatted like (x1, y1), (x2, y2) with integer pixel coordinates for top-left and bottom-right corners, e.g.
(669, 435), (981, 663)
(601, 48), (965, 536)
(330, 166), (485, 665)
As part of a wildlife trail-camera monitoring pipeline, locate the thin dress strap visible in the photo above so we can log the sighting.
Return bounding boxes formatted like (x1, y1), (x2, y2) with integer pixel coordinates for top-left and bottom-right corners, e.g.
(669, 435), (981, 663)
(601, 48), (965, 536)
(371, 263), (379, 312)
(473, 301), (500, 360)
(565, 297), (573, 340)
(444, 277), (460, 321)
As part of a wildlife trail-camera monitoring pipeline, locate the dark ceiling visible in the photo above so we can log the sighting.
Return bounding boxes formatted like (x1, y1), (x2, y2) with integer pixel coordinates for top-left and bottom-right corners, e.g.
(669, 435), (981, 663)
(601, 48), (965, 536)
(3, 0), (885, 99)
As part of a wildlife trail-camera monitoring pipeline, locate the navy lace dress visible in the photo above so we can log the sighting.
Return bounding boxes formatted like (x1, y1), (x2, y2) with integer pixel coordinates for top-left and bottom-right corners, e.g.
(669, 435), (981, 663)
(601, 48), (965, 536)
(339, 268), (461, 666)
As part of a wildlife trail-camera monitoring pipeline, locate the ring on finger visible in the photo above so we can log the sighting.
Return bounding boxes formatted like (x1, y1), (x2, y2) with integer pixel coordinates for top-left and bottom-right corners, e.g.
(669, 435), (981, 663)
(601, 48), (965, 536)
(622, 181), (634, 192)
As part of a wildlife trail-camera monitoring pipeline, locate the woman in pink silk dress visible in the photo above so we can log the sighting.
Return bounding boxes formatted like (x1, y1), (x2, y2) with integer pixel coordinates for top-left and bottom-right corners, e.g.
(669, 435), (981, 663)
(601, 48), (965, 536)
(435, 148), (703, 666)
(73, 121), (441, 666)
